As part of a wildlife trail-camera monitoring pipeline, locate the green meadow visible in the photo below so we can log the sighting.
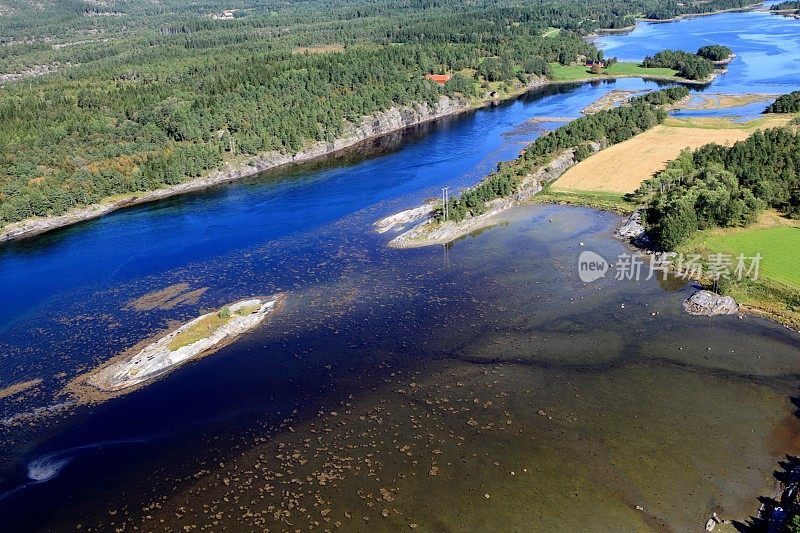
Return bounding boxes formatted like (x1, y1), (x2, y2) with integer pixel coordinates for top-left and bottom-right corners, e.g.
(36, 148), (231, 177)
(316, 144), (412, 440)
(702, 226), (800, 290)
(549, 62), (679, 81)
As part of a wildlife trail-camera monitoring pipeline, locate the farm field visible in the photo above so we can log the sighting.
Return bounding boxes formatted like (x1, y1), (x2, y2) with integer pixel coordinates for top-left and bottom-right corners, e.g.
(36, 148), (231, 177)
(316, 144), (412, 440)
(702, 226), (800, 290)
(552, 115), (795, 194)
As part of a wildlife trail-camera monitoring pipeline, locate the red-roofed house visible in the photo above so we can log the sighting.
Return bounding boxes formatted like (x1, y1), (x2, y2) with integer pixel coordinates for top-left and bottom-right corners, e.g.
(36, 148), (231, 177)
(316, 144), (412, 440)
(425, 74), (452, 85)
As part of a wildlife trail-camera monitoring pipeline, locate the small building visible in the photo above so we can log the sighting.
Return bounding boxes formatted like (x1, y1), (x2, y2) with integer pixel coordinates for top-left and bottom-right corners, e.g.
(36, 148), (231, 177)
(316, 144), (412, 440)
(425, 74), (451, 85)
(213, 10), (236, 20)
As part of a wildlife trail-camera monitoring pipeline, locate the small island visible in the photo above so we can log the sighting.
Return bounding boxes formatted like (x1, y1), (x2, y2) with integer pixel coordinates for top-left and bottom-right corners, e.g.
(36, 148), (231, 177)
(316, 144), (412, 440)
(66, 296), (283, 400)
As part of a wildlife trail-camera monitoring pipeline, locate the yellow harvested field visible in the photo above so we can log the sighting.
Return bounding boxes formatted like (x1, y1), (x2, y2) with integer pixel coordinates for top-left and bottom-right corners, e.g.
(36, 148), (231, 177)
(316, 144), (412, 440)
(553, 115), (795, 194)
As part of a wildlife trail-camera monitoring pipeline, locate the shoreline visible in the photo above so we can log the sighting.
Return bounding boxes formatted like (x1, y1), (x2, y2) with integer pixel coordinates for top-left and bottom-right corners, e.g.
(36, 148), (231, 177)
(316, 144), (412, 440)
(545, 196), (800, 332)
(383, 147), (590, 248)
(638, 3), (764, 23)
(585, 3), (763, 41)
(0, 72), (698, 246)
(0, 95), (473, 245)
(584, 25), (637, 42)
(63, 294), (285, 403)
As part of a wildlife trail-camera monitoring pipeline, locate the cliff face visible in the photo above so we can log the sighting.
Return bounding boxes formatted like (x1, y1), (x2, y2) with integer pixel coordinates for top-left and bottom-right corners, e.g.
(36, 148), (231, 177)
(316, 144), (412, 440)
(240, 96), (469, 172)
(0, 96), (471, 243)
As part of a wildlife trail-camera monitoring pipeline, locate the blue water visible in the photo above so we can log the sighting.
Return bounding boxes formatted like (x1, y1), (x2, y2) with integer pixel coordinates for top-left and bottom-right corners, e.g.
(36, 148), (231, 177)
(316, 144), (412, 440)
(0, 84), (580, 333)
(596, 9), (800, 94)
(0, 9), (799, 530)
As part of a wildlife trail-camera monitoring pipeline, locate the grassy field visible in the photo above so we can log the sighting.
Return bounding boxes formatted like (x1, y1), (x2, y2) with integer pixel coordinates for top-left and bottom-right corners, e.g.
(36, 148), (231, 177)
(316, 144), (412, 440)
(677, 213), (800, 329)
(702, 226), (800, 290)
(549, 62), (679, 81)
(552, 115), (795, 194)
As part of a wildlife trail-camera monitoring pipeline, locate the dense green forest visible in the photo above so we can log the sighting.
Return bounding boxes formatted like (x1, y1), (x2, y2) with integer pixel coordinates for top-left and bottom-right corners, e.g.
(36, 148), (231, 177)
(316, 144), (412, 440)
(771, 1), (800, 10)
(0, 0), (755, 227)
(765, 91), (800, 113)
(630, 86), (689, 105)
(696, 45), (733, 61)
(433, 88), (689, 223)
(641, 49), (716, 80)
(637, 127), (800, 250)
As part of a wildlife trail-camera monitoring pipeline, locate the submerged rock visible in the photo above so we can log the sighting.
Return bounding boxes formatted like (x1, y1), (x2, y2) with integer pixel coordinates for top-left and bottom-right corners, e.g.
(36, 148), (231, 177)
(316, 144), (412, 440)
(683, 290), (739, 316)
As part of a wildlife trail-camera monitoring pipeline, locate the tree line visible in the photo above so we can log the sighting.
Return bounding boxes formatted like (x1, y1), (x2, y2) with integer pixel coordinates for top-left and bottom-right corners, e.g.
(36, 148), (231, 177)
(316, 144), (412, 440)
(630, 86), (689, 106)
(433, 89), (689, 223)
(637, 127), (800, 250)
(696, 45), (733, 61)
(0, 0), (753, 227)
(0, 32), (601, 225)
(641, 49), (716, 80)
(771, 1), (800, 10)
(765, 91), (800, 113)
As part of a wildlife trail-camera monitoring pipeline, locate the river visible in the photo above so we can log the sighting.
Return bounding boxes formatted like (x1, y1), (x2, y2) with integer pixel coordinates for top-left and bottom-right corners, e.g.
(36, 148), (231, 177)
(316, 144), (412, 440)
(0, 8), (798, 531)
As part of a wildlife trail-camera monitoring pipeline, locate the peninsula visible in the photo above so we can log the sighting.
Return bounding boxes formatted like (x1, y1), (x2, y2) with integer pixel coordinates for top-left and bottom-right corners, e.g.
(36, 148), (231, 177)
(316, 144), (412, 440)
(380, 87), (690, 248)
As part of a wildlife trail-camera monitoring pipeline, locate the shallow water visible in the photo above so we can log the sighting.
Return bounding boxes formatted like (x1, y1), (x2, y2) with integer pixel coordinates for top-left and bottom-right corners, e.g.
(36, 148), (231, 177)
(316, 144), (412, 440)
(0, 8), (799, 532)
(4, 204), (797, 531)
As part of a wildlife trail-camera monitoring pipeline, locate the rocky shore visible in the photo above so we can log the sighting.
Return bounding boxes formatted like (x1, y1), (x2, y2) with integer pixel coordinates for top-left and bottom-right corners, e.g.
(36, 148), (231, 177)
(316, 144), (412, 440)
(683, 290), (740, 316)
(0, 71), (702, 245)
(0, 96), (475, 244)
(387, 146), (595, 248)
(375, 203), (436, 234)
(582, 89), (640, 114)
(65, 296), (283, 401)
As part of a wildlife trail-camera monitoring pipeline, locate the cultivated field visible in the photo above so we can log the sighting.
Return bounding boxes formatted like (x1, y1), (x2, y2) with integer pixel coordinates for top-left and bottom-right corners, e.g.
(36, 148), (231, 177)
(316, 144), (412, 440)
(703, 225), (800, 290)
(552, 115), (795, 194)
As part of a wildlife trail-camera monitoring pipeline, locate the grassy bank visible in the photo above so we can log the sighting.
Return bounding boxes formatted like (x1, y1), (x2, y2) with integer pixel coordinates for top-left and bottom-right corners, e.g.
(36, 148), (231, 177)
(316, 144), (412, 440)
(676, 213), (800, 330)
(549, 62), (679, 81)
(531, 185), (636, 214)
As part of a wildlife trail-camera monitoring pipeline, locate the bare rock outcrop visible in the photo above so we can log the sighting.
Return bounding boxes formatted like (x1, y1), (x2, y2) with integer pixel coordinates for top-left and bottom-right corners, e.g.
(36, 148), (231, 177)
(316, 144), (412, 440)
(375, 203), (436, 234)
(62, 296), (284, 404)
(616, 210), (646, 239)
(683, 290), (739, 316)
